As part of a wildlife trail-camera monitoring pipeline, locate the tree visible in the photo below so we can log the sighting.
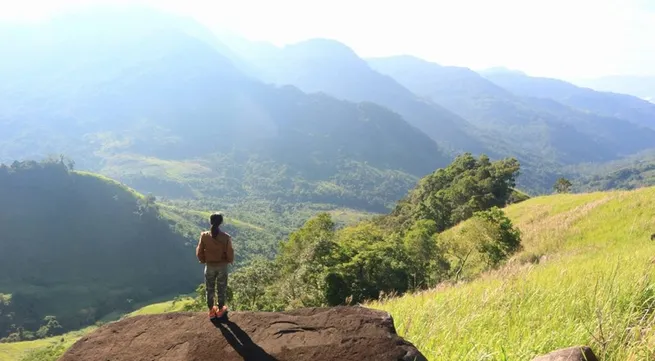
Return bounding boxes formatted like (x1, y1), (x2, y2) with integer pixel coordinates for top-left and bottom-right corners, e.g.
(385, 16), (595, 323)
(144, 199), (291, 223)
(471, 207), (522, 268)
(438, 207), (521, 281)
(326, 222), (411, 305)
(387, 153), (521, 233)
(230, 257), (280, 311)
(276, 213), (340, 308)
(403, 220), (447, 290)
(183, 283), (208, 312)
(553, 177), (572, 193)
(36, 316), (62, 338)
(437, 227), (477, 283)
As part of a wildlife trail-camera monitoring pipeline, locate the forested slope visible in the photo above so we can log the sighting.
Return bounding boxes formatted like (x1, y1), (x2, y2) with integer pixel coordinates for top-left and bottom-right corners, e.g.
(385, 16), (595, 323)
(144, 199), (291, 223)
(0, 159), (197, 341)
(177, 153), (525, 312)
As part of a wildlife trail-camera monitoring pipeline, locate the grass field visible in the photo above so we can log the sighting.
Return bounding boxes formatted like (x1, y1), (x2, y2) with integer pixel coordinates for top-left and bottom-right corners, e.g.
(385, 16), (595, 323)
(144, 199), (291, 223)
(370, 186), (655, 360)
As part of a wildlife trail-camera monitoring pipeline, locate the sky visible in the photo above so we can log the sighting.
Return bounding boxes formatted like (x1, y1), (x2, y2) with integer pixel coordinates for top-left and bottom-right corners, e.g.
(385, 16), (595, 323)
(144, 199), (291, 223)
(0, 0), (654, 80)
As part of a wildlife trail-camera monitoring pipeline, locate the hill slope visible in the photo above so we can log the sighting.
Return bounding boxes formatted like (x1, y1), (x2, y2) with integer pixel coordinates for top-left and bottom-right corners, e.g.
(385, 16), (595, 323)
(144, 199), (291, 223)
(0, 159), (197, 340)
(370, 186), (655, 360)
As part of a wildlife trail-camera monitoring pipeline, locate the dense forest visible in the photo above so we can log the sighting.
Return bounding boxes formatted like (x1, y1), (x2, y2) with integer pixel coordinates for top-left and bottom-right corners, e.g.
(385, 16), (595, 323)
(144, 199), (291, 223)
(181, 154), (525, 312)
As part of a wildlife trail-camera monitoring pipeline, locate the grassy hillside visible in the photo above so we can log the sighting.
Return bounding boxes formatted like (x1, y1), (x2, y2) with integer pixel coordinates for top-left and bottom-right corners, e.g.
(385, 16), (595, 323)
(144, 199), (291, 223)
(370, 186), (655, 360)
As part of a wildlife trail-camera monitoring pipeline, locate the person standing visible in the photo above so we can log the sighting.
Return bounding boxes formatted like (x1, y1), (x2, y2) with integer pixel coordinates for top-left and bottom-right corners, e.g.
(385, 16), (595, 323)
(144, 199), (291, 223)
(196, 212), (234, 319)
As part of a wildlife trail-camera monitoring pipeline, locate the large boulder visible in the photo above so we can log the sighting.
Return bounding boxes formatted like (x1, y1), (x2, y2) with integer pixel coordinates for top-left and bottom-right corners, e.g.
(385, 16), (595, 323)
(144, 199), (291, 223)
(531, 346), (598, 361)
(58, 306), (427, 361)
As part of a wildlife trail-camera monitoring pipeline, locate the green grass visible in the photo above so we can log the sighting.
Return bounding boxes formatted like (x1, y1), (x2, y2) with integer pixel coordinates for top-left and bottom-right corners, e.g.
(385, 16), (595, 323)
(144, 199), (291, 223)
(0, 327), (95, 361)
(73, 170), (146, 199)
(159, 203), (264, 232)
(126, 298), (193, 317)
(369, 186), (655, 360)
(99, 154), (216, 184)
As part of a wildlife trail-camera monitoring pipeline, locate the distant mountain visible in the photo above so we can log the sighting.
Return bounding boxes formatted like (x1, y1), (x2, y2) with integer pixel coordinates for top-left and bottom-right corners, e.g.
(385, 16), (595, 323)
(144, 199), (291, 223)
(480, 69), (655, 130)
(0, 8), (449, 213)
(572, 75), (655, 103)
(230, 38), (490, 156)
(368, 55), (655, 165)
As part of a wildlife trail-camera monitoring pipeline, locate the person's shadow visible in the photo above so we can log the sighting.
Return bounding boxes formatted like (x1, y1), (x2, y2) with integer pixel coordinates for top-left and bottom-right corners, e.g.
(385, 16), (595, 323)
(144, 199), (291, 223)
(211, 318), (278, 361)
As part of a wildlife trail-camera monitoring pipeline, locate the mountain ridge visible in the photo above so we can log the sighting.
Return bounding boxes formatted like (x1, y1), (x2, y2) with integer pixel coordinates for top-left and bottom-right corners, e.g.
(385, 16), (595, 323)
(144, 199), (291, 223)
(235, 38), (490, 156)
(0, 9), (451, 213)
(481, 70), (655, 130)
(368, 55), (655, 164)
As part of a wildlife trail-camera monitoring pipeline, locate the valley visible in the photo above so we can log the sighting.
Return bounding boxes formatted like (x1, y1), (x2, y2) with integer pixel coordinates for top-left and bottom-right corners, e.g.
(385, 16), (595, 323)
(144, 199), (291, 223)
(5, 184), (654, 360)
(1, 4), (654, 360)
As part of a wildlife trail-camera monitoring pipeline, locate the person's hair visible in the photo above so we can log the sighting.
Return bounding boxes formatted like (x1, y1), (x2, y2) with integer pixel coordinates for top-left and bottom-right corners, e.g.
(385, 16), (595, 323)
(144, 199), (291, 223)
(209, 212), (224, 239)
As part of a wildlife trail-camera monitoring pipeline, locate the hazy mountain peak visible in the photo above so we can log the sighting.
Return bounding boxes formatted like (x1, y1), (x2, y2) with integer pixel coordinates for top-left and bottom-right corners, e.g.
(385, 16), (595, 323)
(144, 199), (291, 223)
(368, 55), (512, 99)
(479, 66), (527, 77)
(368, 55), (460, 76)
(369, 55), (493, 78)
(367, 54), (441, 67)
(283, 38), (362, 62)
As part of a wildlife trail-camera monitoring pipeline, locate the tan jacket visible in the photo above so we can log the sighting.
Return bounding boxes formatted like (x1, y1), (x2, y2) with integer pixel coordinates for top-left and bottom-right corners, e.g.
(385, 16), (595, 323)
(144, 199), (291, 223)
(196, 230), (234, 265)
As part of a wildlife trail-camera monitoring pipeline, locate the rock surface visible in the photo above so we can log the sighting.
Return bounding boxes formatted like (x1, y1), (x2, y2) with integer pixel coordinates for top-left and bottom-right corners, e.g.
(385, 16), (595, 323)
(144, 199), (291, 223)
(58, 306), (427, 361)
(531, 346), (598, 361)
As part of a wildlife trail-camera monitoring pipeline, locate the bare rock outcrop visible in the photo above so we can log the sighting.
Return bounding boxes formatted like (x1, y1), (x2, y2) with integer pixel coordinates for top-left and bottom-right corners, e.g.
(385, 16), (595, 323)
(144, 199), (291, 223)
(531, 346), (598, 361)
(58, 306), (427, 361)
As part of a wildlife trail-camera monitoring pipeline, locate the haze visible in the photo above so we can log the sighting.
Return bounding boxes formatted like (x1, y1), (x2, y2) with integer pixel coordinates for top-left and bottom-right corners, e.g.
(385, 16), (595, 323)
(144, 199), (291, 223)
(1, 0), (654, 80)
